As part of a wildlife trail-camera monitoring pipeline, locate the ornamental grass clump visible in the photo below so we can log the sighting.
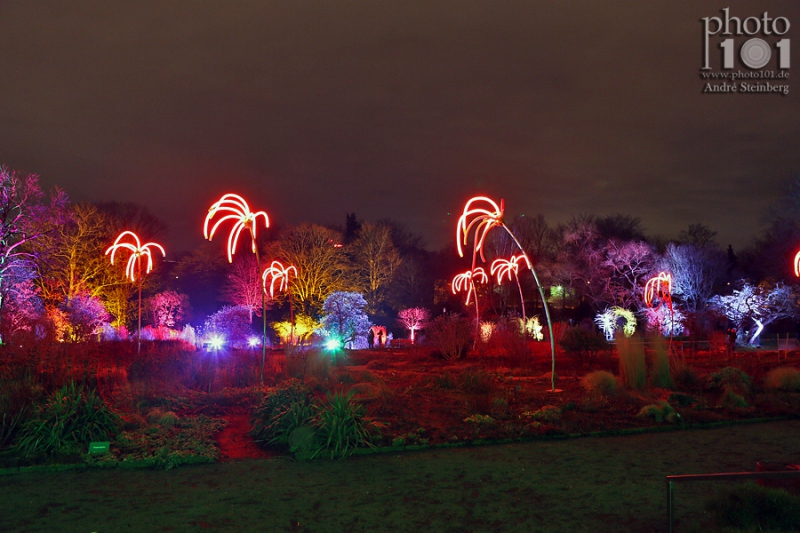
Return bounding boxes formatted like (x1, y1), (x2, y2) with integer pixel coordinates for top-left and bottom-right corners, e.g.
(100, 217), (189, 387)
(637, 402), (679, 424)
(649, 336), (673, 389)
(580, 370), (619, 397)
(250, 379), (315, 449)
(617, 335), (647, 391)
(311, 390), (382, 460)
(764, 366), (800, 392)
(14, 381), (120, 458)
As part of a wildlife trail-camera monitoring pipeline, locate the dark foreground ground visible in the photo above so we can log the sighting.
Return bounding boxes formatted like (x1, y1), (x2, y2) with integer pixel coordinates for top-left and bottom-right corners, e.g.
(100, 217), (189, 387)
(2, 420), (799, 533)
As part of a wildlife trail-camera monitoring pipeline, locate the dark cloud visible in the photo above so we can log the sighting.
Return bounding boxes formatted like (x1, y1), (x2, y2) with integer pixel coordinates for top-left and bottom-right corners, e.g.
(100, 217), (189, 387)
(1, 1), (798, 253)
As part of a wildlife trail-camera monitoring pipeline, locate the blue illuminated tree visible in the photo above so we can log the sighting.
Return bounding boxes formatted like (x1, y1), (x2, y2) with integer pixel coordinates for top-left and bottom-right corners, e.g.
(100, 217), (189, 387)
(319, 292), (371, 348)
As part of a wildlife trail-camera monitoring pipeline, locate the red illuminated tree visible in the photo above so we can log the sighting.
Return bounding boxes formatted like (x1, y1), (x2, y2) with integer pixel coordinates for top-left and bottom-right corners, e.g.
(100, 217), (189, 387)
(220, 254), (263, 323)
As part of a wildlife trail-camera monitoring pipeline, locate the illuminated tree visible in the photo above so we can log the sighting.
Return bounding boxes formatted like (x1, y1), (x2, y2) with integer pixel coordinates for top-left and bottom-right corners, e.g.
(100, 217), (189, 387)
(709, 281), (799, 345)
(59, 291), (111, 342)
(273, 314), (318, 345)
(319, 291), (371, 348)
(146, 290), (190, 328)
(0, 167), (67, 342)
(457, 196), (557, 390)
(397, 307), (430, 344)
(220, 254), (263, 323)
(106, 231), (165, 352)
(602, 240), (657, 309)
(0, 261), (43, 340)
(204, 305), (254, 348)
(30, 204), (133, 319)
(267, 223), (349, 317)
(349, 222), (402, 314)
(661, 243), (726, 314)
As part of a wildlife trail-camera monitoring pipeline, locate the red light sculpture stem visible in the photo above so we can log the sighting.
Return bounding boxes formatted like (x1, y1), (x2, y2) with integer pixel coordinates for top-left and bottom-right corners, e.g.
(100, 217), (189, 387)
(262, 260), (298, 345)
(457, 196), (557, 391)
(204, 193), (270, 383)
(452, 267), (488, 329)
(491, 254), (527, 322)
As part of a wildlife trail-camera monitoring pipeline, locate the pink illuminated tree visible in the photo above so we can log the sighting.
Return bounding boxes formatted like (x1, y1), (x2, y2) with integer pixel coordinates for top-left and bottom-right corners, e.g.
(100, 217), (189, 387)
(204, 193), (270, 382)
(457, 196), (557, 390)
(397, 307), (430, 344)
(106, 230), (165, 353)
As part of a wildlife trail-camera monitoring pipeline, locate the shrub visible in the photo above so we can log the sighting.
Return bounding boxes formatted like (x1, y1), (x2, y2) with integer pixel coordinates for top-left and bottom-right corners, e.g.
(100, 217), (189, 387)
(426, 314), (473, 360)
(581, 371), (619, 397)
(707, 366), (752, 396)
(671, 362), (700, 391)
(485, 317), (529, 358)
(637, 402), (679, 424)
(764, 367), (800, 391)
(718, 388), (749, 409)
(250, 379), (315, 448)
(432, 372), (457, 390)
(459, 368), (494, 394)
(311, 390), (381, 459)
(14, 381), (120, 457)
(667, 392), (697, 407)
(525, 405), (561, 422)
(559, 325), (609, 368)
(706, 482), (800, 531)
(617, 335), (647, 391)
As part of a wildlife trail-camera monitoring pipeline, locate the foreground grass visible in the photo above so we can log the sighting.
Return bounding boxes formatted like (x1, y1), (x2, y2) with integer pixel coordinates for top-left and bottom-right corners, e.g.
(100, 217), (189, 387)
(1, 420), (799, 533)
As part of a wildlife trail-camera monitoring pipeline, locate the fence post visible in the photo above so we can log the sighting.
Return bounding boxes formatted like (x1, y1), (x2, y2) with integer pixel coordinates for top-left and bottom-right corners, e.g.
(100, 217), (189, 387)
(667, 480), (674, 533)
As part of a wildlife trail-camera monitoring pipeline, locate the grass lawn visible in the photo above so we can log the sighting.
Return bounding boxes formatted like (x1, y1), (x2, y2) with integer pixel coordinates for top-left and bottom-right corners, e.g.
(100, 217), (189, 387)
(2, 419), (798, 533)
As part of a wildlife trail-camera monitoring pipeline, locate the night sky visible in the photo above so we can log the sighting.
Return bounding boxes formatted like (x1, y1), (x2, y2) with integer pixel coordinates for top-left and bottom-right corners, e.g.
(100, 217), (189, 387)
(1, 1), (799, 254)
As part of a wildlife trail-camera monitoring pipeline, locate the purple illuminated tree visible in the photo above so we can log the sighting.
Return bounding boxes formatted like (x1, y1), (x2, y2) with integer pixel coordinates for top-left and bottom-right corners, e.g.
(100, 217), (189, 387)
(709, 280), (799, 345)
(0, 167), (67, 343)
(204, 305), (254, 348)
(60, 290), (111, 342)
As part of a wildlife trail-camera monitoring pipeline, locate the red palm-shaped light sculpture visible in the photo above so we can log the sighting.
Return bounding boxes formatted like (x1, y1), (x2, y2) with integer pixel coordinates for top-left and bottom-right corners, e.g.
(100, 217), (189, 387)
(644, 271), (674, 341)
(457, 195), (557, 391)
(204, 193), (270, 382)
(452, 267), (488, 328)
(262, 260), (298, 345)
(204, 194), (270, 263)
(106, 231), (165, 353)
(794, 251), (800, 277)
(491, 254), (527, 322)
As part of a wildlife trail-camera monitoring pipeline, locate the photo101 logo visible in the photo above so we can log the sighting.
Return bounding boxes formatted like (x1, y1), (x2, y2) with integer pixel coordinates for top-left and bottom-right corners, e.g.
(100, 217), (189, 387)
(700, 7), (791, 95)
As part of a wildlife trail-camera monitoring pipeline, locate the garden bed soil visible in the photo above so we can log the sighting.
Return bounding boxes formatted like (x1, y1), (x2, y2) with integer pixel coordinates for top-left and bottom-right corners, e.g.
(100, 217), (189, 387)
(219, 345), (800, 458)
